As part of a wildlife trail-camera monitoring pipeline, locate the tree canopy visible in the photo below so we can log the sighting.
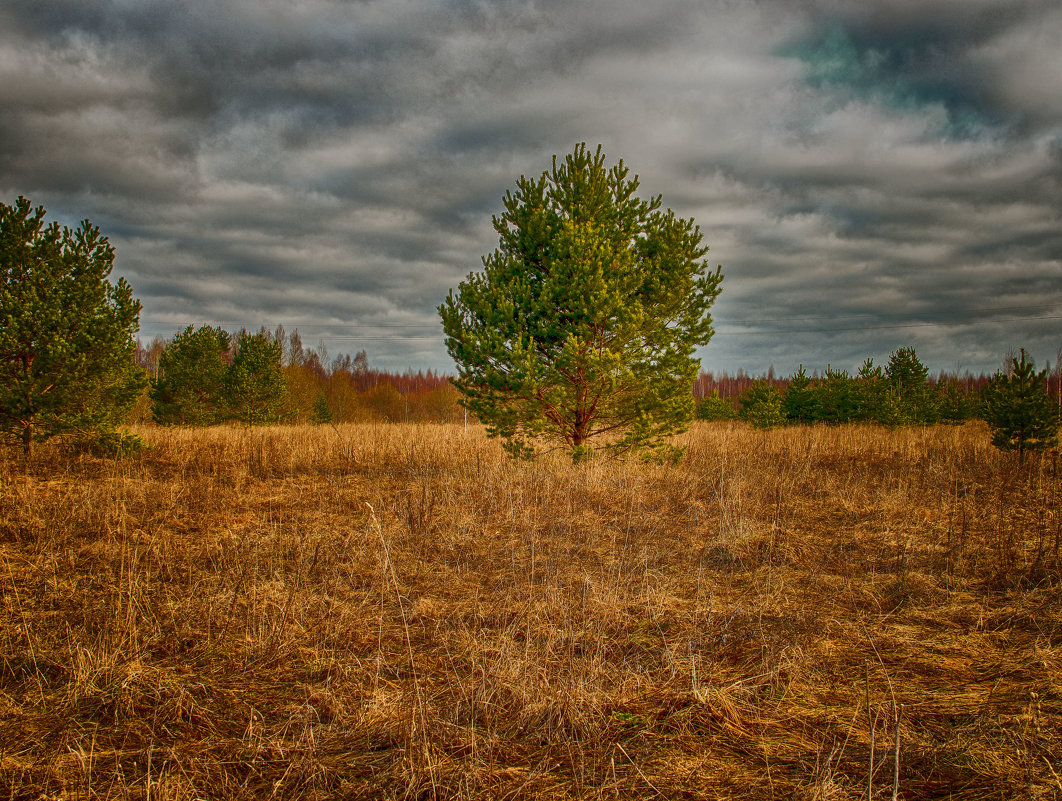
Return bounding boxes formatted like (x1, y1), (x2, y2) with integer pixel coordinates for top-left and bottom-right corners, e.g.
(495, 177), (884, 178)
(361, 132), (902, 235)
(0, 197), (144, 454)
(439, 144), (722, 460)
(225, 331), (287, 426)
(981, 348), (1058, 462)
(738, 381), (785, 429)
(883, 346), (937, 425)
(150, 325), (231, 425)
(150, 326), (287, 426)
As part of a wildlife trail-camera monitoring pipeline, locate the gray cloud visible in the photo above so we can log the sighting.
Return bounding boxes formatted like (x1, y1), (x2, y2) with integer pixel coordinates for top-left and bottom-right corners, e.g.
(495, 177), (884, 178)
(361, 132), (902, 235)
(1, 0), (1059, 374)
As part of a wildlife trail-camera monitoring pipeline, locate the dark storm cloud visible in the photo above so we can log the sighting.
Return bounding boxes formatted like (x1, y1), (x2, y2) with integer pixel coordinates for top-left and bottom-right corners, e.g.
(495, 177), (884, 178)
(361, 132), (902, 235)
(1, 0), (1059, 373)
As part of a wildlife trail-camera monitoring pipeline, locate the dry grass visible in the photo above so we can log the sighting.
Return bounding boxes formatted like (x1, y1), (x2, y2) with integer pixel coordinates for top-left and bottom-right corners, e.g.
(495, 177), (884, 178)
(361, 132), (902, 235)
(1, 422), (1059, 800)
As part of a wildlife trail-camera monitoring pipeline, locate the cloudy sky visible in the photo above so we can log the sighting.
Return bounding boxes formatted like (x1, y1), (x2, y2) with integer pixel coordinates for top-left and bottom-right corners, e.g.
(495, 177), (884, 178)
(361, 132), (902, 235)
(2, 0), (1060, 376)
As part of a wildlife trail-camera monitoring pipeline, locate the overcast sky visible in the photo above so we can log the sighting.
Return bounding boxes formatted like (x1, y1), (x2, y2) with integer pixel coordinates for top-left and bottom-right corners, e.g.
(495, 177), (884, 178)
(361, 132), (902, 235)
(3, 0), (1060, 376)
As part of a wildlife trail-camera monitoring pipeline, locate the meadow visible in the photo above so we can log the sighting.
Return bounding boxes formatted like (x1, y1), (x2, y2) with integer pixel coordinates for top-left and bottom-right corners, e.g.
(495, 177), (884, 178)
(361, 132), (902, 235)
(1, 422), (1059, 800)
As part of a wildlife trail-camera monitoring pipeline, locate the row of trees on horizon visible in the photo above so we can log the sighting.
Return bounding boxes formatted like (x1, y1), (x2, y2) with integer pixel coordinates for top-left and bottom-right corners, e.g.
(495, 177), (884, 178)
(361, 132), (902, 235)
(134, 327), (1062, 431)
(135, 325), (462, 426)
(3, 194), (1058, 460)
(694, 346), (1061, 461)
(693, 363), (1000, 401)
(699, 347), (998, 426)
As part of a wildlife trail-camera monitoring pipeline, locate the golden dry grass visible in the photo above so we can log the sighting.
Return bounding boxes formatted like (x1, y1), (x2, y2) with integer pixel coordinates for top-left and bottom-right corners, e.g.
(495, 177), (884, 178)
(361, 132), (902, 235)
(1, 422), (1060, 800)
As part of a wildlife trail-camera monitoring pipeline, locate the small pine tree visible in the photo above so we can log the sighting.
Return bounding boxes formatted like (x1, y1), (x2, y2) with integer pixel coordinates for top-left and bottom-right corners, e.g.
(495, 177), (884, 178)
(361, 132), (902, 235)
(874, 385), (913, 429)
(936, 378), (976, 424)
(782, 365), (819, 423)
(884, 346), (937, 424)
(310, 391), (334, 425)
(695, 391), (736, 422)
(816, 367), (857, 423)
(739, 381), (785, 429)
(981, 349), (1059, 462)
(854, 358), (885, 422)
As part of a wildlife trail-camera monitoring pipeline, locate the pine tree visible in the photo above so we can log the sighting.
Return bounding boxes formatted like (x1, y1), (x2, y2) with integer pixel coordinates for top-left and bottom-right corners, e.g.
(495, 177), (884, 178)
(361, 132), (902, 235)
(224, 331), (287, 426)
(150, 325), (231, 426)
(981, 349), (1058, 462)
(936, 378), (976, 424)
(696, 391), (736, 422)
(854, 358), (885, 422)
(782, 365), (818, 423)
(884, 346), (937, 424)
(440, 144), (723, 460)
(739, 381), (785, 429)
(1, 197), (145, 455)
(815, 367), (857, 423)
(310, 390), (334, 425)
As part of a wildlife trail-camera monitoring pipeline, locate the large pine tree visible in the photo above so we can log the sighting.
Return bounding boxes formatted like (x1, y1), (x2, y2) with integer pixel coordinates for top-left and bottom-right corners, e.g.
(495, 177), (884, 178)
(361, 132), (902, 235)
(0, 197), (144, 454)
(440, 144), (722, 460)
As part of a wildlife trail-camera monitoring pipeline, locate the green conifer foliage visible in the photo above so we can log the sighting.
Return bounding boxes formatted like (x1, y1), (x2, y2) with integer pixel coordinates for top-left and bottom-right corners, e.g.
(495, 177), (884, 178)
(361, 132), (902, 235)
(311, 391), (334, 425)
(150, 325), (231, 426)
(224, 331), (287, 426)
(738, 381), (785, 429)
(981, 349), (1058, 462)
(782, 365), (819, 423)
(695, 391), (736, 422)
(440, 144), (723, 460)
(884, 346), (937, 424)
(0, 197), (145, 454)
(815, 367), (858, 423)
(936, 378), (976, 424)
(854, 358), (885, 422)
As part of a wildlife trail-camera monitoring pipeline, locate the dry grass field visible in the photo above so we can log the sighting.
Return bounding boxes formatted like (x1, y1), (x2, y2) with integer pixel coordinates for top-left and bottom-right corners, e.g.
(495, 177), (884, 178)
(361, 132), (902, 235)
(1, 422), (1059, 800)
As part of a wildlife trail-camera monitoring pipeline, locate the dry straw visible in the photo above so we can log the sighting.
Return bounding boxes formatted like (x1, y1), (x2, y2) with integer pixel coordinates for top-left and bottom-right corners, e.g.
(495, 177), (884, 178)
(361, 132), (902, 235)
(0, 421), (1059, 799)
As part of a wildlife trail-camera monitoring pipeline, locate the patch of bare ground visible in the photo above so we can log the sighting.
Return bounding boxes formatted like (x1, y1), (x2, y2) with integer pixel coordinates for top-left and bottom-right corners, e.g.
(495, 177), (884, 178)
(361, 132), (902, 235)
(0, 422), (1059, 799)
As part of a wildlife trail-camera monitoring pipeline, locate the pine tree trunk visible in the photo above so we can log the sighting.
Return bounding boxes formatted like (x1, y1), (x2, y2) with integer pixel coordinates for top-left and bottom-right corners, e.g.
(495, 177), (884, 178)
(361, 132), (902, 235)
(571, 409), (589, 448)
(21, 423), (32, 457)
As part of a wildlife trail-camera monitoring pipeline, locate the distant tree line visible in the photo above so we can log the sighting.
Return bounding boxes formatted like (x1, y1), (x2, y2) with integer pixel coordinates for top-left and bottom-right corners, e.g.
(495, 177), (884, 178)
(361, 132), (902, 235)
(696, 346), (1058, 460)
(134, 324), (463, 426)
(693, 360), (996, 408)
